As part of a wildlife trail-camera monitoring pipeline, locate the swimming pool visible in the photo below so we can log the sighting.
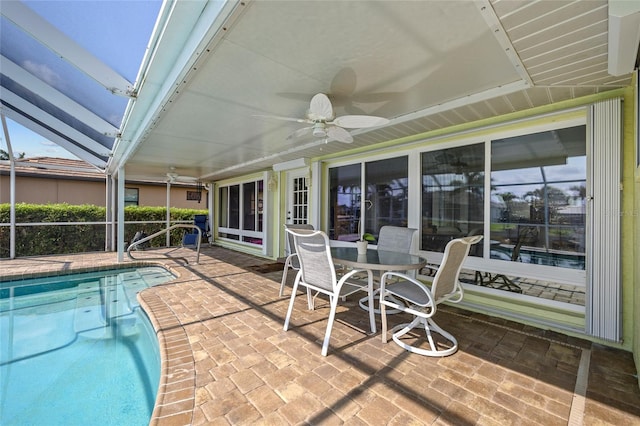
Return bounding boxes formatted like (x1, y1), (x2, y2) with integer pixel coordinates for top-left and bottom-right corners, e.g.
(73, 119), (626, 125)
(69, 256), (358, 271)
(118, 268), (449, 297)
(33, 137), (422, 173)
(0, 267), (175, 426)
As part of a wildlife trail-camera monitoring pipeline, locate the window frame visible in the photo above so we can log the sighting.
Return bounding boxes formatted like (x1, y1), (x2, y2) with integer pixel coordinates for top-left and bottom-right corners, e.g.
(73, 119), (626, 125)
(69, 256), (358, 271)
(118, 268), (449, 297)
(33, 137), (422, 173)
(323, 114), (588, 290)
(217, 176), (265, 248)
(326, 154), (411, 242)
(124, 187), (139, 207)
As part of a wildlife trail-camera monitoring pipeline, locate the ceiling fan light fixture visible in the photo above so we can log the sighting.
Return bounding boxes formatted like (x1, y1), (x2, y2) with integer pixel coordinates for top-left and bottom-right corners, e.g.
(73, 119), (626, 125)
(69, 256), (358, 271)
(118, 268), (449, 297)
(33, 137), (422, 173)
(312, 122), (326, 137)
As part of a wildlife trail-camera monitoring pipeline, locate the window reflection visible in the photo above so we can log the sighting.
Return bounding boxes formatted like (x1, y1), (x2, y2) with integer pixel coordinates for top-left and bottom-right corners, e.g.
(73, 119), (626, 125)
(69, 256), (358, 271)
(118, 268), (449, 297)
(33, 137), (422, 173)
(364, 156), (408, 240)
(243, 182), (256, 231)
(490, 126), (586, 270)
(329, 164), (361, 241)
(329, 157), (408, 242)
(421, 144), (485, 254)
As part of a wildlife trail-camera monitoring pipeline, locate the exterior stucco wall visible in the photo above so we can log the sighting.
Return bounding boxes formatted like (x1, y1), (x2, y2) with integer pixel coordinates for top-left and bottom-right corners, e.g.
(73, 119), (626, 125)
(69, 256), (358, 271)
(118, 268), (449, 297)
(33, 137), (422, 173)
(0, 175), (206, 209)
(619, 81), (638, 377)
(632, 72), (640, 385)
(0, 176), (104, 205)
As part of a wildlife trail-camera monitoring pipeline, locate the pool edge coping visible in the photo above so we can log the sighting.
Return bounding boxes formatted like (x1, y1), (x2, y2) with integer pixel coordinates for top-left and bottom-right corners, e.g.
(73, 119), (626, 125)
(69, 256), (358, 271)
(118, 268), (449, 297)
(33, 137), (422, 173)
(138, 290), (195, 425)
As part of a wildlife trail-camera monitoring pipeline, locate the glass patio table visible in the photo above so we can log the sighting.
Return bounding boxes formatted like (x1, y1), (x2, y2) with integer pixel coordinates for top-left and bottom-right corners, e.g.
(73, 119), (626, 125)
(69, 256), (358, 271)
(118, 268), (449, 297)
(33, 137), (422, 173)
(330, 247), (428, 332)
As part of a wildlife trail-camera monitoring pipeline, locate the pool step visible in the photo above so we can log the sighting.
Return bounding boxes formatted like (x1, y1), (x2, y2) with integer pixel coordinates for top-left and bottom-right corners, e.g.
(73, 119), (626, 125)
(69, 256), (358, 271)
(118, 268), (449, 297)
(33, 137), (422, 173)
(73, 273), (144, 337)
(74, 280), (107, 335)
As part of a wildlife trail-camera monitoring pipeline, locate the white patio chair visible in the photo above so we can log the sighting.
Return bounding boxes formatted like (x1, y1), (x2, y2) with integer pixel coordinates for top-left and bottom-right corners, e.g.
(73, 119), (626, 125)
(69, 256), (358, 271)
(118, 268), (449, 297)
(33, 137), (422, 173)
(355, 226), (417, 311)
(283, 229), (373, 356)
(380, 235), (482, 357)
(279, 223), (314, 297)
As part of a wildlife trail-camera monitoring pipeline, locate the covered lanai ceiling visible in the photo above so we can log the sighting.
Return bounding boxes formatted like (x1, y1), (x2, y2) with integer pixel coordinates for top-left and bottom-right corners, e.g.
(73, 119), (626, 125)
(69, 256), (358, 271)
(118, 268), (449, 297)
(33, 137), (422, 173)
(3, 0), (640, 183)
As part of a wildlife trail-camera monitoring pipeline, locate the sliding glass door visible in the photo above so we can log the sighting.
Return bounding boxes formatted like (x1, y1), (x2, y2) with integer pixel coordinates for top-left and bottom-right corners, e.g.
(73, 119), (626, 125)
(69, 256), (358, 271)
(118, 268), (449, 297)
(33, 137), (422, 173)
(328, 156), (408, 243)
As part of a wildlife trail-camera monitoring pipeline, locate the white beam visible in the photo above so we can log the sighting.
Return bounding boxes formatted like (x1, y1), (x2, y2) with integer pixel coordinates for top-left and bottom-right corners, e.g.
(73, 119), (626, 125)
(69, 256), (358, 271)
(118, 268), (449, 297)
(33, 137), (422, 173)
(273, 158), (309, 171)
(1, 89), (110, 159)
(608, 0), (640, 76)
(0, 0), (134, 96)
(110, 0), (246, 174)
(1, 55), (119, 136)
(476, 0), (533, 86)
(0, 108), (107, 168)
(353, 80), (531, 136)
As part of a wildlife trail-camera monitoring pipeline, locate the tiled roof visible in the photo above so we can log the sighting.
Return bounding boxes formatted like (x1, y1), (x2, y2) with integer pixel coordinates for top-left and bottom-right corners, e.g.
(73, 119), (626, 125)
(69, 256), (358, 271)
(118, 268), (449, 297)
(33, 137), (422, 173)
(0, 157), (194, 186)
(0, 157), (103, 180)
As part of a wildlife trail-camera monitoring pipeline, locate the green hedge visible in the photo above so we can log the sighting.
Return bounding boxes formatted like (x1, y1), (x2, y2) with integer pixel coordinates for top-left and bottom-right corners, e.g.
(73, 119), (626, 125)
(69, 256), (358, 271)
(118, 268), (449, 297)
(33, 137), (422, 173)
(0, 203), (208, 258)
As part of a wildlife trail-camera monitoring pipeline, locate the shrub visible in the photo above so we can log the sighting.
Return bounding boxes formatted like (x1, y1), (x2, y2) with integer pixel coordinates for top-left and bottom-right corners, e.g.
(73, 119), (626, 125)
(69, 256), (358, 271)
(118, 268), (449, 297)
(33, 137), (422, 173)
(0, 203), (207, 258)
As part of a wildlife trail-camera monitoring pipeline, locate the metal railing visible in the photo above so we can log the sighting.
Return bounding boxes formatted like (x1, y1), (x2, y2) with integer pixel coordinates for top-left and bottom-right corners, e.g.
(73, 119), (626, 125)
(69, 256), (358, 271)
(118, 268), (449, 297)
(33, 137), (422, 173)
(0, 220), (196, 259)
(127, 224), (202, 264)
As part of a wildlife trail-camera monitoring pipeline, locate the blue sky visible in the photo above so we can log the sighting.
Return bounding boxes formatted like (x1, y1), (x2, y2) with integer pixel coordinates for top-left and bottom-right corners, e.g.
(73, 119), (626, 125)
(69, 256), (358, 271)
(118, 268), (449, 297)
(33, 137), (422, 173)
(1, 121), (72, 158)
(1, 0), (162, 160)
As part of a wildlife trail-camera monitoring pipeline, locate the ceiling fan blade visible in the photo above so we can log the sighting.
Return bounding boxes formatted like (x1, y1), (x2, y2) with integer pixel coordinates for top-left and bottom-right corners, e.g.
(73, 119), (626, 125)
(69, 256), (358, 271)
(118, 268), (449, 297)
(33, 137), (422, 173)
(166, 172), (198, 182)
(287, 126), (313, 140)
(253, 114), (309, 124)
(308, 93), (333, 121)
(332, 115), (389, 128)
(327, 126), (353, 143)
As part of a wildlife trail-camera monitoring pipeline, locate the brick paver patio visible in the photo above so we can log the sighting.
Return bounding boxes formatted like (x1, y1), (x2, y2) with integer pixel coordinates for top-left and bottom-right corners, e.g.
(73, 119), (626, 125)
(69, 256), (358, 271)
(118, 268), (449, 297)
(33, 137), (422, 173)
(2, 246), (639, 425)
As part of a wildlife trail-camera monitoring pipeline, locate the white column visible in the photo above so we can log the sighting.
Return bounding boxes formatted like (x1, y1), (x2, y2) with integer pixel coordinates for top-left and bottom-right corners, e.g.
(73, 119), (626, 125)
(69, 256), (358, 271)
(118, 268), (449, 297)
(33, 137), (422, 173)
(207, 183), (214, 244)
(166, 182), (171, 247)
(105, 174), (112, 251)
(1, 114), (16, 259)
(117, 167), (125, 262)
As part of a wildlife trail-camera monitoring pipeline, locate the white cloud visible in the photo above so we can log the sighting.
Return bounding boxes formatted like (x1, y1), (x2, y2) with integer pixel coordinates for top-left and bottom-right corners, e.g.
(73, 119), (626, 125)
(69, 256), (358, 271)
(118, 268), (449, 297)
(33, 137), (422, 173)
(22, 60), (61, 86)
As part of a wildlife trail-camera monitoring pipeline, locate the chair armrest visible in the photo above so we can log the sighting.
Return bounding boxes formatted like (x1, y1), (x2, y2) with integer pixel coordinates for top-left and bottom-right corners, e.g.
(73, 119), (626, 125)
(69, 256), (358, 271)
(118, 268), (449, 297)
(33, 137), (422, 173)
(338, 268), (372, 288)
(420, 264), (439, 276)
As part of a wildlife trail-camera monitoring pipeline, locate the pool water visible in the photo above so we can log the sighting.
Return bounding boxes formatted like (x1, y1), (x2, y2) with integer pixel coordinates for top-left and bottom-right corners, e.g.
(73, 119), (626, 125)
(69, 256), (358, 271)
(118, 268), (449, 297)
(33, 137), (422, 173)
(0, 267), (175, 426)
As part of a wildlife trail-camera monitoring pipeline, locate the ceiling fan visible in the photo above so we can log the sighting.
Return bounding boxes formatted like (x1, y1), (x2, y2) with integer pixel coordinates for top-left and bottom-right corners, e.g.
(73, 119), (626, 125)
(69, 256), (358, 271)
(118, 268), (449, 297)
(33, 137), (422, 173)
(262, 93), (389, 143)
(166, 168), (198, 183)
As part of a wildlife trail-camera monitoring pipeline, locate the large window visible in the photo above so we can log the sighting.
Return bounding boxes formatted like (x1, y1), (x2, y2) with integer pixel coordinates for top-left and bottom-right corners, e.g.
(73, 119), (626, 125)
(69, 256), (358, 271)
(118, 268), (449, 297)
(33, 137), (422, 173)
(490, 126), (586, 270)
(421, 144), (485, 254)
(329, 156), (408, 242)
(416, 125), (587, 303)
(218, 179), (264, 246)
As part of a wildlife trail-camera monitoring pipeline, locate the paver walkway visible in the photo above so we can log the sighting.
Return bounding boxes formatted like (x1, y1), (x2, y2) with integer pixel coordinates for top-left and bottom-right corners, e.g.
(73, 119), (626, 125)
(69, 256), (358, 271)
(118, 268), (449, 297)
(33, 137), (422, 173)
(2, 246), (639, 425)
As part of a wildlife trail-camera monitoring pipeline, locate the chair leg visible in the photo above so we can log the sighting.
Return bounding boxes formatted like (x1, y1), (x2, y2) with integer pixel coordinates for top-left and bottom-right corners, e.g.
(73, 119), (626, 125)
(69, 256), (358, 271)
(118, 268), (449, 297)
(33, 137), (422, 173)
(365, 270), (376, 334)
(279, 268), (289, 297)
(283, 276), (301, 331)
(359, 290), (403, 315)
(425, 318), (458, 356)
(380, 297), (388, 343)
(278, 258), (293, 297)
(307, 288), (314, 310)
(359, 271), (403, 315)
(390, 316), (459, 357)
(321, 294), (340, 356)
